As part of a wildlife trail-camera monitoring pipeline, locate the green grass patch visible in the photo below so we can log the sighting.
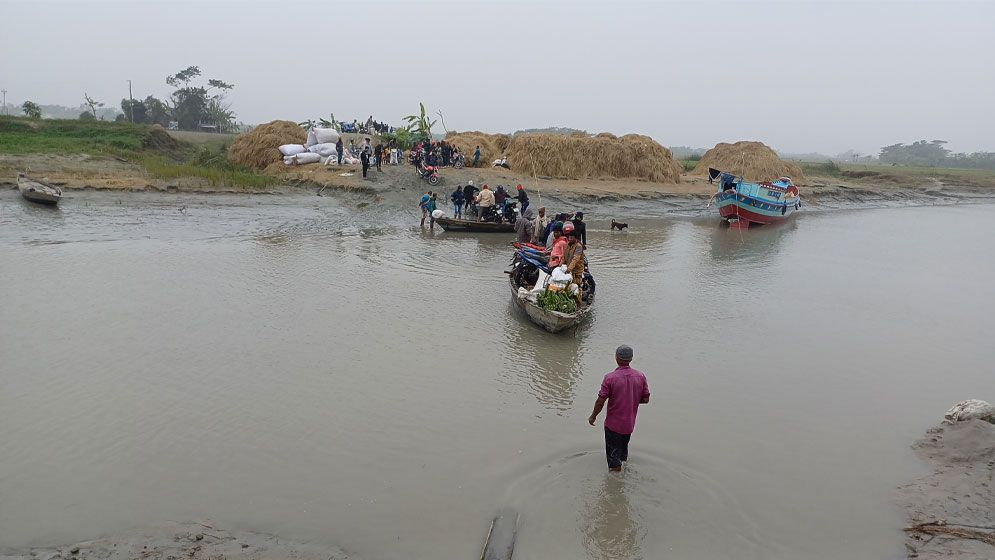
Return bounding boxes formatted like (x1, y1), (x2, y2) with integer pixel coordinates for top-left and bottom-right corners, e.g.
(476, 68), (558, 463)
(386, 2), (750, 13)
(142, 156), (275, 189)
(0, 116), (160, 155)
(1, 115), (274, 189)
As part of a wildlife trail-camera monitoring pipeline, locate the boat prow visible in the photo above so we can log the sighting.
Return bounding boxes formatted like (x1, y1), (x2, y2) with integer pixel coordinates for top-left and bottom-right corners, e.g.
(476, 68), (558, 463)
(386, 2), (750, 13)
(17, 173), (63, 205)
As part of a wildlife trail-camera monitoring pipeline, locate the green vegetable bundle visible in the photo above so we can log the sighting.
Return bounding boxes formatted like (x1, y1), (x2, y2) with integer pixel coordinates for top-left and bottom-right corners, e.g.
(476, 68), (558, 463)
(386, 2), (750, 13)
(536, 288), (578, 314)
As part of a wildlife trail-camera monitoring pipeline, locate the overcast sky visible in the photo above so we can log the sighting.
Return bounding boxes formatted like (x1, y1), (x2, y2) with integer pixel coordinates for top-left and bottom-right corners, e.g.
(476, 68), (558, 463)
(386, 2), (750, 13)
(2, 0), (993, 155)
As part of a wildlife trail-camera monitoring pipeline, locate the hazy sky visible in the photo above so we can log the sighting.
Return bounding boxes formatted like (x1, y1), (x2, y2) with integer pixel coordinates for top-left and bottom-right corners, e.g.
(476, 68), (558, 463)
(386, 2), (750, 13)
(2, 0), (993, 155)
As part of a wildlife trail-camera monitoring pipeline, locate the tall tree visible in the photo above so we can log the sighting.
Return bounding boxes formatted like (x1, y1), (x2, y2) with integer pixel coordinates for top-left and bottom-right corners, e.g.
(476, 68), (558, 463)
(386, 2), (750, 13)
(83, 93), (104, 119)
(21, 101), (41, 119)
(165, 66), (235, 131)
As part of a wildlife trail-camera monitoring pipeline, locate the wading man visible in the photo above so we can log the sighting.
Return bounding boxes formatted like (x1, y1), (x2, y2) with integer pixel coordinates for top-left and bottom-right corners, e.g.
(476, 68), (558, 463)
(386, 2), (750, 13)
(588, 345), (650, 472)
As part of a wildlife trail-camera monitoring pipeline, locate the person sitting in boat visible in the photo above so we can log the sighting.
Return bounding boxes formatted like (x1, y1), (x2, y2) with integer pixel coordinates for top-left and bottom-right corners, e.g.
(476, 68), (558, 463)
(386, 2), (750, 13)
(545, 220), (563, 250)
(561, 229), (586, 304)
(494, 185), (508, 213)
(547, 222), (568, 267)
(476, 184), (495, 221)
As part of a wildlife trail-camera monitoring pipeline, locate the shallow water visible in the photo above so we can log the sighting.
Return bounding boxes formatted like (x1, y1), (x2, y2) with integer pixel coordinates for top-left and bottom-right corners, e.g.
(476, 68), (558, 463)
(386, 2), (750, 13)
(2, 191), (993, 560)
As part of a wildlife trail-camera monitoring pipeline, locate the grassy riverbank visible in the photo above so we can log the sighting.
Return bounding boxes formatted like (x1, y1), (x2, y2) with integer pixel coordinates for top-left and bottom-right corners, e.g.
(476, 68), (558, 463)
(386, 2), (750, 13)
(0, 116), (274, 190)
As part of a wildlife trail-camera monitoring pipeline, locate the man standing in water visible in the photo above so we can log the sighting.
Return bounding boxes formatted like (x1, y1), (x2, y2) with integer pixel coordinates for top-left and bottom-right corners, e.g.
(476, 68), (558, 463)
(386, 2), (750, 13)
(588, 345), (650, 472)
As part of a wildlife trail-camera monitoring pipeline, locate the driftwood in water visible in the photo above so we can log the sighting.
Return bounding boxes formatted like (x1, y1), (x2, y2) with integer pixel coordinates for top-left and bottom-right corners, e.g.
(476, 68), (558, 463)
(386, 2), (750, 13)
(480, 509), (519, 560)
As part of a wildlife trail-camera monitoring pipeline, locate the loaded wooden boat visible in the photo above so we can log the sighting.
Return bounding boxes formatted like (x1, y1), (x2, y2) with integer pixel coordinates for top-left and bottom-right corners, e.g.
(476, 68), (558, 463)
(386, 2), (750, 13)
(710, 168), (799, 228)
(17, 173), (62, 205)
(508, 249), (594, 333)
(436, 217), (514, 233)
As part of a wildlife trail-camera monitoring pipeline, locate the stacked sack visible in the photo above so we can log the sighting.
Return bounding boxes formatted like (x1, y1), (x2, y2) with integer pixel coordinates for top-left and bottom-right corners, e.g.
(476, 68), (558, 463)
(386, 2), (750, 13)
(279, 127), (343, 165)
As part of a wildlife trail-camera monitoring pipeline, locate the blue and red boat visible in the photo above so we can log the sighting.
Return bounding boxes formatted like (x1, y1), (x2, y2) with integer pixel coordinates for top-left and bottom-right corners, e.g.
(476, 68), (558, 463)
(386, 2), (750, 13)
(710, 168), (801, 228)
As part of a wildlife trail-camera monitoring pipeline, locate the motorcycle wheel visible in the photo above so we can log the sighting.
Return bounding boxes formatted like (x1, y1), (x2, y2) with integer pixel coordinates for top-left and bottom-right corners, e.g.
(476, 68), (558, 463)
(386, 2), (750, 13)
(454, 161), (464, 169)
(428, 176), (441, 186)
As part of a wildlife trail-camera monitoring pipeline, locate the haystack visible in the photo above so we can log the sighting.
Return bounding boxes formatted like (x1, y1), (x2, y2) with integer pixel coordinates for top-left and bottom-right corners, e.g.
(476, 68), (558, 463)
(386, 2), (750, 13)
(692, 141), (804, 183)
(445, 131), (512, 165)
(506, 133), (682, 183)
(229, 120), (306, 169)
(446, 130), (682, 183)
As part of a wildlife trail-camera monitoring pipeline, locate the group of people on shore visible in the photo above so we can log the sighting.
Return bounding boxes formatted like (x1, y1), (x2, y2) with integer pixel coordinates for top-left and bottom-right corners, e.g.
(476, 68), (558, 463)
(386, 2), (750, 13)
(340, 116), (394, 135)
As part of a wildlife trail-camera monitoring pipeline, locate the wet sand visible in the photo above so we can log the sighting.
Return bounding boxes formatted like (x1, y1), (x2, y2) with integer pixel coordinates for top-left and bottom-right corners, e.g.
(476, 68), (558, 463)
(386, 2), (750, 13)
(0, 522), (353, 560)
(899, 419), (995, 559)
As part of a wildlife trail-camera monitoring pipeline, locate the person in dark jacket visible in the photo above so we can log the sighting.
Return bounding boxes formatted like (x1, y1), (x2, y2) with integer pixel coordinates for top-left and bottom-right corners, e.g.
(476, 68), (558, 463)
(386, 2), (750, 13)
(494, 185), (507, 212)
(335, 137), (344, 165)
(451, 186), (465, 219)
(463, 181), (479, 216)
(360, 149), (370, 178)
(572, 211), (587, 247)
(515, 184), (529, 213)
(374, 143), (383, 171)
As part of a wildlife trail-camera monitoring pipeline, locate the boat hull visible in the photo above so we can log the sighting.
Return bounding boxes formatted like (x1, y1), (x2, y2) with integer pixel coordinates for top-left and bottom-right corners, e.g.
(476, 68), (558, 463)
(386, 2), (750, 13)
(437, 217), (514, 233)
(508, 277), (591, 333)
(716, 193), (798, 228)
(17, 175), (62, 205)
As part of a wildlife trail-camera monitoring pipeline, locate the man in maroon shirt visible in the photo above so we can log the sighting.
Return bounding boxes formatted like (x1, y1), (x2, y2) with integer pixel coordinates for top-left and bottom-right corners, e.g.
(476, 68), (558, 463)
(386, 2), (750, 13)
(588, 345), (650, 471)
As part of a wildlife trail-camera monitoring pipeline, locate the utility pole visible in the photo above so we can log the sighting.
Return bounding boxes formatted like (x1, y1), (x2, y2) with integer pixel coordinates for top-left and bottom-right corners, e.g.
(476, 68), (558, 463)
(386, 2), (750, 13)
(126, 80), (134, 122)
(1, 89), (7, 116)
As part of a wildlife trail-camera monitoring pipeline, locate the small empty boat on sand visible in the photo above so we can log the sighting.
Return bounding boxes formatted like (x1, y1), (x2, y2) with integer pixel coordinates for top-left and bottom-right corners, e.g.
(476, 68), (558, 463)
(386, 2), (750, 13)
(17, 173), (62, 205)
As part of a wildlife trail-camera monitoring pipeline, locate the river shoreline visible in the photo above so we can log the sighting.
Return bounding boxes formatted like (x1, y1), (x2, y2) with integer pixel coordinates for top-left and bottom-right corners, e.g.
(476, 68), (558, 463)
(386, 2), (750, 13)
(3, 153), (995, 213)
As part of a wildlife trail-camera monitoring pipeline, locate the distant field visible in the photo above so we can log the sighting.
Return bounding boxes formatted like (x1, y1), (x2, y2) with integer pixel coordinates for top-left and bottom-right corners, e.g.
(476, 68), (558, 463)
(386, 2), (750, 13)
(797, 160), (995, 188)
(166, 130), (238, 148)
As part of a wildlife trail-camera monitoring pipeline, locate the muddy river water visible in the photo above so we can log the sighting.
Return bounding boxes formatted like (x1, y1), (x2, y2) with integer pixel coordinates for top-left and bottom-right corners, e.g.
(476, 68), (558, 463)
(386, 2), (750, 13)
(2, 191), (993, 560)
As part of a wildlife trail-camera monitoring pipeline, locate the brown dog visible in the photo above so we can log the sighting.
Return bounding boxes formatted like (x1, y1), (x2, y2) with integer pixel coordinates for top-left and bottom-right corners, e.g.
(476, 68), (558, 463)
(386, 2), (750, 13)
(611, 219), (628, 231)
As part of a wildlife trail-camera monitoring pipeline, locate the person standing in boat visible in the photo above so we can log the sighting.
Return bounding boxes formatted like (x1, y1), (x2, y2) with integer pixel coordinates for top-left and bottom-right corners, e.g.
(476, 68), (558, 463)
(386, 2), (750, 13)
(515, 208), (536, 243)
(462, 181), (479, 216)
(475, 184), (495, 221)
(515, 184), (530, 214)
(451, 186), (464, 219)
(531, 207), (549, 245)
(588, 345), (650, 472)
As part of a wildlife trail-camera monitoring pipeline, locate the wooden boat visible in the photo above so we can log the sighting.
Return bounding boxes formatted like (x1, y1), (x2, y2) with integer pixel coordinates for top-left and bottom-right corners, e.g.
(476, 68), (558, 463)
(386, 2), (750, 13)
(508, 250), (594, 333)
(436, 217), (514, 233)
(17, 173), (62, 205)
(710, 168), (799, 228)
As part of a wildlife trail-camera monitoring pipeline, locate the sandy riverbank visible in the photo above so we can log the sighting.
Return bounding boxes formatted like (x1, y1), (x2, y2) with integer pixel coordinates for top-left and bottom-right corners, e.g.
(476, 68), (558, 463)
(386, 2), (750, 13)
(899, 419), (995, 559)
(3, 153), (995, 211)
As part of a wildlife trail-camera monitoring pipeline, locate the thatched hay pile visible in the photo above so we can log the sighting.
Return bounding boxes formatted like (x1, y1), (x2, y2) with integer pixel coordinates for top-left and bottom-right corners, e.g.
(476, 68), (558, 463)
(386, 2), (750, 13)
(446, 130), (682, 183)
(445, 131), (511, 165)
(506, 133), (682, 183)
(229, 120), (306, 169)
(692, 141), (804, 183)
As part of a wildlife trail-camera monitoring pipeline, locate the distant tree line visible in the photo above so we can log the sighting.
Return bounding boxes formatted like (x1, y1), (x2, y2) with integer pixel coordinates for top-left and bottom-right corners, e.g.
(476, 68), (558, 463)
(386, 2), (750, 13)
(880, 140), (995, 170)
